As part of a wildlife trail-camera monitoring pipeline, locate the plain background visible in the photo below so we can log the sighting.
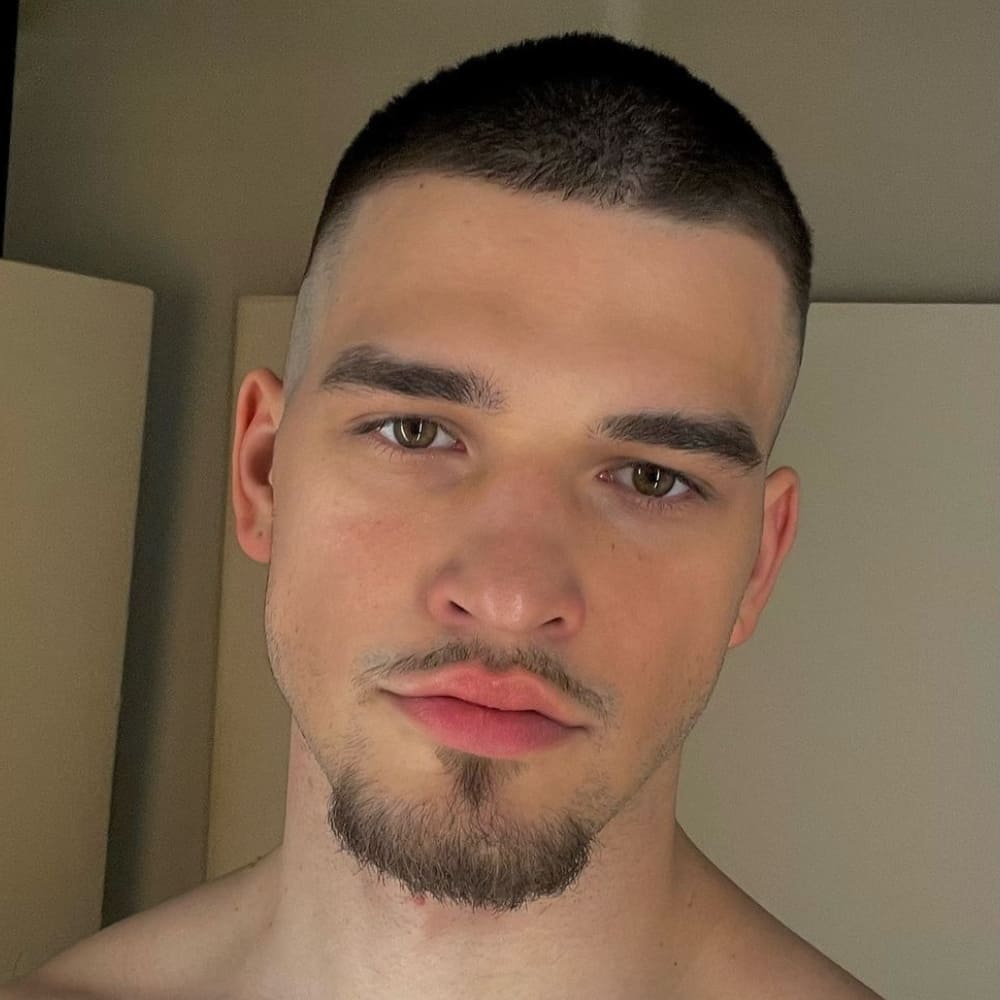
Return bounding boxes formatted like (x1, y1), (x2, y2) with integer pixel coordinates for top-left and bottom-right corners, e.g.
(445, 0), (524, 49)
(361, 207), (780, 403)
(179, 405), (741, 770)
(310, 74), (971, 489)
(5, 0), (997, 961)
(1, 262), (152, 980)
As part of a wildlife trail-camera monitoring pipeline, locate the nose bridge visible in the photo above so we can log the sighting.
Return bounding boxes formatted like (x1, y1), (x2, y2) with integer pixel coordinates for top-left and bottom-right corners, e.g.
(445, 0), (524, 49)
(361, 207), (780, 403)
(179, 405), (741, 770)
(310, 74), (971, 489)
(462, 452), (577, 537)
(424, 470), (586, 637)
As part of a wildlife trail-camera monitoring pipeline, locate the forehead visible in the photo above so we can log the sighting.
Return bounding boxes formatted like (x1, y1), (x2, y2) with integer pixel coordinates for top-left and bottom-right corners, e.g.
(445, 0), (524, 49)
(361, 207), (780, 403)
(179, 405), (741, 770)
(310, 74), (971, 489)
(311, 174), (793, 440)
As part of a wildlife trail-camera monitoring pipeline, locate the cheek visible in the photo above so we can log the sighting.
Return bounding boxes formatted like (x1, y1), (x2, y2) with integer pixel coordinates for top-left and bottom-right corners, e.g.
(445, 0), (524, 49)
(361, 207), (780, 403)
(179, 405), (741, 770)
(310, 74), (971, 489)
(592, 523), (755, 715)
(599, 517), (753, 632)
(265, 462), (429, 695)
(275, 495), (420, 623)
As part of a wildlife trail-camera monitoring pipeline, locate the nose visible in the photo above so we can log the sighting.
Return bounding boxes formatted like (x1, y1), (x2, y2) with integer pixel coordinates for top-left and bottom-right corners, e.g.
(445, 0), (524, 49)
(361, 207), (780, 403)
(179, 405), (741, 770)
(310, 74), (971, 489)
(424, 529), (586, 641)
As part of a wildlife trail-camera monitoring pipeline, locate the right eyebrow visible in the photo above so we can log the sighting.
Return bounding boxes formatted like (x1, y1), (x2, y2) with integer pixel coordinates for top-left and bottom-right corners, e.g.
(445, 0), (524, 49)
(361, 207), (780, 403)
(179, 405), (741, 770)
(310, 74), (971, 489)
(319, 343), (506, 411)
(592, 411), (763, 472)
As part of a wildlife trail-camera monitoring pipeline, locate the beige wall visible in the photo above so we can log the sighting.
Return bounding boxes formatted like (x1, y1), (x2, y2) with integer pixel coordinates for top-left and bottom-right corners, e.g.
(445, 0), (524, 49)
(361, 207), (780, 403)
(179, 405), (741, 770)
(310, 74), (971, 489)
(679, 304), (999, 999)
(0, 262), (152, 979)
(6, 0), (998, 924)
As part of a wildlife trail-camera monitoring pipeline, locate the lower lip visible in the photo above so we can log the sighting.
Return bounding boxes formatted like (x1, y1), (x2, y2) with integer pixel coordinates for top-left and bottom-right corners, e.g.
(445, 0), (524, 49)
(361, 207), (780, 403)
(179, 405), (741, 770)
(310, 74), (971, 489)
(387, 694), (576, 758)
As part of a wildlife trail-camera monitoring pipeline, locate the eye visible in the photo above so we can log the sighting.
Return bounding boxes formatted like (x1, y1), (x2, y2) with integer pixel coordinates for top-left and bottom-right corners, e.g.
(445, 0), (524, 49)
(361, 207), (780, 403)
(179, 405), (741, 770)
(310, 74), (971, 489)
(376, 417), (458, 450)
(604, 462), (694, 501)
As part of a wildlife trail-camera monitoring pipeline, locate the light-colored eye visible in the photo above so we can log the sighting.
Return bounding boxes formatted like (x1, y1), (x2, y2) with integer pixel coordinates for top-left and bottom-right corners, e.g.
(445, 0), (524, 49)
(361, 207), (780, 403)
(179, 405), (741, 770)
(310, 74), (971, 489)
(378, 417), (457, 450)
(610, 462), (691, 499)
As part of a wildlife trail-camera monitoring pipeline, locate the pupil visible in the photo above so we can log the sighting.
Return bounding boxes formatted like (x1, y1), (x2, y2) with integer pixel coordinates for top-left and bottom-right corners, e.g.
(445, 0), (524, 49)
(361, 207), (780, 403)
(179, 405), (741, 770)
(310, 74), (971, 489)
(634, 463), (673, 496)
(398, 418), (432, 447)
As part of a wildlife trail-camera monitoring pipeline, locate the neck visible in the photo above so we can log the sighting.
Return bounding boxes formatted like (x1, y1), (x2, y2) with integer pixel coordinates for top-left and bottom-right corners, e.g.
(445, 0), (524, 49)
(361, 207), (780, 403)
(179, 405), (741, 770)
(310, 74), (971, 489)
(238, 728), (715, 999)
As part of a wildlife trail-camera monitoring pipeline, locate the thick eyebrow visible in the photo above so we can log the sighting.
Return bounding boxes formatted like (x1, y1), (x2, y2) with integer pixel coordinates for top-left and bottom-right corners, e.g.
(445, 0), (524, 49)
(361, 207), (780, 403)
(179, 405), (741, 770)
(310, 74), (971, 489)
(592, 412), (763, 471)
(319, 344), (505, 411)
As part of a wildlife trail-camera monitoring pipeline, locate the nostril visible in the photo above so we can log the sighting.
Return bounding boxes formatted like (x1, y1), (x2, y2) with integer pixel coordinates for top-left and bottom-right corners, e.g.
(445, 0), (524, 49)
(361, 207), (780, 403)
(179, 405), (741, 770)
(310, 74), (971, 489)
(449, 601), (471, 617)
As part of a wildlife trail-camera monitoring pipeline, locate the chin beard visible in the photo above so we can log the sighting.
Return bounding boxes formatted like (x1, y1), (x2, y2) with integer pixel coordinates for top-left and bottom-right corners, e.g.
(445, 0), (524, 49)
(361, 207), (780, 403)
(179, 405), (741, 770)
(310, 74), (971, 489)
(325, 750), (603, 913)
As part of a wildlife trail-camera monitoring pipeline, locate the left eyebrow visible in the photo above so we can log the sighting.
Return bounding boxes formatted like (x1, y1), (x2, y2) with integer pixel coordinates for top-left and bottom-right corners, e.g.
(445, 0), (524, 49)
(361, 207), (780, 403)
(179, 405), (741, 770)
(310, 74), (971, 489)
(319, 343), (506, 411)
(591, 412), (763, 471)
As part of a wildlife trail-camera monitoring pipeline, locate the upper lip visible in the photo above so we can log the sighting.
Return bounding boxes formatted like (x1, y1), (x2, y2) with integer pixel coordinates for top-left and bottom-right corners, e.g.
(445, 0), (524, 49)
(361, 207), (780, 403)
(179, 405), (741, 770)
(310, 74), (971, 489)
(383, 662), (586, 728)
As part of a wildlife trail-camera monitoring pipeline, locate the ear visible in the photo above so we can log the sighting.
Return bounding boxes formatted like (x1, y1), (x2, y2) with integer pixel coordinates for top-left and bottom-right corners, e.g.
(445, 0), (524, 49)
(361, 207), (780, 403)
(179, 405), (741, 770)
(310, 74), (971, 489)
(231, 367), (285, 564)
(728, 466), (800, 649)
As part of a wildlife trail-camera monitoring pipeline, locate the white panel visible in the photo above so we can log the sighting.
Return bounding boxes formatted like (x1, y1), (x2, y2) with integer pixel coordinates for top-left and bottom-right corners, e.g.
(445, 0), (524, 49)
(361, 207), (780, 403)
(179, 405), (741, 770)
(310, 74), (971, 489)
(212, 300), (999, 998)
(679, 304), (999, 1000)
(0, 260), (152, 980)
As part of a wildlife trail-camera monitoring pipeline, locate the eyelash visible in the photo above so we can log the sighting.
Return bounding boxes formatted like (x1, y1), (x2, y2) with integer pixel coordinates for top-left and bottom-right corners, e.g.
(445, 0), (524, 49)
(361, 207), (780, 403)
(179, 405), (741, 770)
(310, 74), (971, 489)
(353, 416), (706, 514)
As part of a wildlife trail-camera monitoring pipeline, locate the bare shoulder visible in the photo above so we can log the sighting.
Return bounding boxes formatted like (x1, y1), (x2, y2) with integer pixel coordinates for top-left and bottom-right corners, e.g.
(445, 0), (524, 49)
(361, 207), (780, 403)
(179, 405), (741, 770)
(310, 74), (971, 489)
(675, 828), (883, 1000)
(2, 854), (274, 1000)
(716, 904), (884, 1000)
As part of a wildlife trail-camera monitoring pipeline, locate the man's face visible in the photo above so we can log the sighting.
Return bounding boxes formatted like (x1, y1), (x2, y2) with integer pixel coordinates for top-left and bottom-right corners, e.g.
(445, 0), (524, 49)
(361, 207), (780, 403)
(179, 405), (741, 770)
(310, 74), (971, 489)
(238, 174), (798, 911)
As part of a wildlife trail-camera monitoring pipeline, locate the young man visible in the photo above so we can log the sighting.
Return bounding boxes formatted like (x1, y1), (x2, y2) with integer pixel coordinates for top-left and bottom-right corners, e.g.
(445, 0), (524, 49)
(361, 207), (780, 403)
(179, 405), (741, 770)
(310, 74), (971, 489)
(10, 33), (882, 999)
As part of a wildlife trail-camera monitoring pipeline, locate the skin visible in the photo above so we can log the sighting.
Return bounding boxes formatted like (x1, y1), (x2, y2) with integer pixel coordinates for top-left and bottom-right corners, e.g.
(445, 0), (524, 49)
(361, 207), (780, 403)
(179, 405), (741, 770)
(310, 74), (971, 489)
(6, 174), (882, 999)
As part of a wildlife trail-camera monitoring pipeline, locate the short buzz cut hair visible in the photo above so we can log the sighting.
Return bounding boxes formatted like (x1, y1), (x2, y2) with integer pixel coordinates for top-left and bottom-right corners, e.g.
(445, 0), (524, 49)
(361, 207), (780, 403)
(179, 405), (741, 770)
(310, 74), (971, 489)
(284, 32), (812, 395)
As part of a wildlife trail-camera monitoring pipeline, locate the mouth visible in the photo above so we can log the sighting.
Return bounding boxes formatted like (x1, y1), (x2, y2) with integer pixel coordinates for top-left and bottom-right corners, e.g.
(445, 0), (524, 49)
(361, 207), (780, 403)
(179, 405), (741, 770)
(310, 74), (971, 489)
(386, 693), (578, 758)
(382, 662), (587, 758)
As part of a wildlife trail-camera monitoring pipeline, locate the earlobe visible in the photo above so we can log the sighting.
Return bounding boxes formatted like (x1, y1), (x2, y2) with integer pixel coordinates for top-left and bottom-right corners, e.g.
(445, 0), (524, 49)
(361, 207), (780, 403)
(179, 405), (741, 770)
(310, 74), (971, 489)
(728, 466), (800, 649)
(231, 368), (285, 564)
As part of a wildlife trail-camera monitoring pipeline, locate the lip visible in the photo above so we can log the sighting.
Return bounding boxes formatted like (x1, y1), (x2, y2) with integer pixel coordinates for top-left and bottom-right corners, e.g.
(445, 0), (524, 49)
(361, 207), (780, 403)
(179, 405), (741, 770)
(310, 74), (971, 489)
(382, 662), (587, 758)
(382, 662), (586, 728)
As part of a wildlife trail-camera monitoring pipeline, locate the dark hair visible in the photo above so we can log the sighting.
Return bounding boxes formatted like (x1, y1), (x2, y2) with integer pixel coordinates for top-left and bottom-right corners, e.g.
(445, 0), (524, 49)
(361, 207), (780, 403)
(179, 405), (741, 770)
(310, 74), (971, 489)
(292, 32), (811, 386)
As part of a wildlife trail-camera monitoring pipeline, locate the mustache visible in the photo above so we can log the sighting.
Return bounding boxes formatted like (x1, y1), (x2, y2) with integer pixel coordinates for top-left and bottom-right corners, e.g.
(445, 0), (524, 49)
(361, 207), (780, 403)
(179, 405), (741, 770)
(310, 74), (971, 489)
(358, 637), (610, 723)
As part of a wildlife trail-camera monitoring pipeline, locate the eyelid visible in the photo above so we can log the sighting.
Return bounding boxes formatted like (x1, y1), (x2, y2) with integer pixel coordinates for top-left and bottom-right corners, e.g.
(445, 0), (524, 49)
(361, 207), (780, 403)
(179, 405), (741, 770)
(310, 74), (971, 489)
(355, 414), (463, 452)
(607, 462), (695, 496)
(602, 462), (707, 514)
(385, 416), (455, 448)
